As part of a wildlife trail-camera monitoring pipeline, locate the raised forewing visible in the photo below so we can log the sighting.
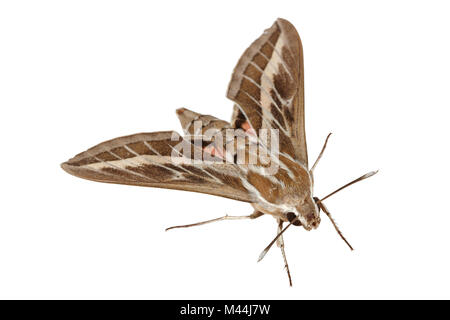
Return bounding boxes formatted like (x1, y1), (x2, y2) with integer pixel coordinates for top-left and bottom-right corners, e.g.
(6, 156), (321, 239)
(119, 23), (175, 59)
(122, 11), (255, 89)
(61, 131), (255, 202)
(227, 18), (308, 166)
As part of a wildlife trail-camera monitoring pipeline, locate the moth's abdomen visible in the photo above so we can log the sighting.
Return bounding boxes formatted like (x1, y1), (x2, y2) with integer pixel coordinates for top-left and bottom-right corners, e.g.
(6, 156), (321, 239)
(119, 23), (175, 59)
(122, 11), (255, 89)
(176, 108), (237, 161)
(176, 108), (230, 137)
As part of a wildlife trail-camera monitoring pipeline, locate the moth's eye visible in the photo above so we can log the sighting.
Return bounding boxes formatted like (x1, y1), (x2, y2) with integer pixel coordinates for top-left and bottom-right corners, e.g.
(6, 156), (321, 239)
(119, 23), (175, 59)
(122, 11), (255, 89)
(313, 196), (321, 212)
(286, 212), (296, 221)
(286, 212), (302, 226)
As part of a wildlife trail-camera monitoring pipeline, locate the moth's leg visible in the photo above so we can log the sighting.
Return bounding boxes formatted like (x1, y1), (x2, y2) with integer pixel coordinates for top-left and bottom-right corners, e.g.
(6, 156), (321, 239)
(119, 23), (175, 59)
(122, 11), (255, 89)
(310, 132), (332, 175)
(165, 211), (264, 231)
(277, 219), (293, 287)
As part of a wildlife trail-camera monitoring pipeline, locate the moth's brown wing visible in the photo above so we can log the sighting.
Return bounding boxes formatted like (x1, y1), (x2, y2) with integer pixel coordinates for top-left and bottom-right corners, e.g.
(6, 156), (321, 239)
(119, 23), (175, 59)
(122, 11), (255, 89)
(61, 131), (256, 203)
(227, 18), (308, 167)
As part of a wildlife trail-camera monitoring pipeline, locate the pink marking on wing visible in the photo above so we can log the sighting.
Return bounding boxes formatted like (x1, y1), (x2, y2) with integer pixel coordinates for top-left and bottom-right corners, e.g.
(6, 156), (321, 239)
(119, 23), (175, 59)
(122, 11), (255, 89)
(241, 121), (251, 131)
(241, 121), (257, 136)
(203, 145), (224, 159)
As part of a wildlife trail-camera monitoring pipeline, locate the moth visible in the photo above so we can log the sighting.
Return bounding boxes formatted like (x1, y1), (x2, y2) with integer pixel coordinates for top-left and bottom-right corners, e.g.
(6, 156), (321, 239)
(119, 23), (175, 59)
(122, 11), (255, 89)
(61, 18), (377, 286)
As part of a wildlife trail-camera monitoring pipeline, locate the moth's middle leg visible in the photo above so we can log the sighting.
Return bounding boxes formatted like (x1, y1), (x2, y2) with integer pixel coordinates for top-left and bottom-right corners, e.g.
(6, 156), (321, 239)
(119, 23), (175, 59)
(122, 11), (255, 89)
(165, 211), (263, 231)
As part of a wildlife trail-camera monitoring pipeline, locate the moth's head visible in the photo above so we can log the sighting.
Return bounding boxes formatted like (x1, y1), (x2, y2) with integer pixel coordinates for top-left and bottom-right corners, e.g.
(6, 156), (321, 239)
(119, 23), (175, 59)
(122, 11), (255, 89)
(287, 196), (320, 231)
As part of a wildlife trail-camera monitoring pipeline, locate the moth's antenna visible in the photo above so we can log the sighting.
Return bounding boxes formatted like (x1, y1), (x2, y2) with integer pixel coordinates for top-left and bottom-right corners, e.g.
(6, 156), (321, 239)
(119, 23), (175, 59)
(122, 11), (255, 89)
(257, 221), (294, 262)
(310, 132), (332, 175)
(314, 170), (377, 251)
(315, 199), (353, 251)
(317, 170), (378, 204)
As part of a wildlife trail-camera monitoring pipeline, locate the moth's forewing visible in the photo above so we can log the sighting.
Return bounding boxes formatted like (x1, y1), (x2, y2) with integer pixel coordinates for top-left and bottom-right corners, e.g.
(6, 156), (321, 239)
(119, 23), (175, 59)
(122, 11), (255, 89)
(61, 131), (255, 202)
(227, 18), (308, 167)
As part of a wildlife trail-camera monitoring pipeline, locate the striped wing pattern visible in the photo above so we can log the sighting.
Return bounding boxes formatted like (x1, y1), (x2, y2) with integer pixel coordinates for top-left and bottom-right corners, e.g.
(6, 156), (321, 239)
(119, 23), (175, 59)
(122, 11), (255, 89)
(227, 18), (308, 167)
(61, 131), (256, 202)
(62, 18), (307, 203)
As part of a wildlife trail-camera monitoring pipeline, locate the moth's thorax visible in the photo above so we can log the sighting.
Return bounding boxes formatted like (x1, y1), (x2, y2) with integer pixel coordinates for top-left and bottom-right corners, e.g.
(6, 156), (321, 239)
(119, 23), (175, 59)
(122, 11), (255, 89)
(250, 156), (320, 231)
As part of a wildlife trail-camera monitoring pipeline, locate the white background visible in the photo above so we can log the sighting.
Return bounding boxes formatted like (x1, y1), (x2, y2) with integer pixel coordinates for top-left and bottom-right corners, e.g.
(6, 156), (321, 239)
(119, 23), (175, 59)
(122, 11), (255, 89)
(1, 0), (449, 299)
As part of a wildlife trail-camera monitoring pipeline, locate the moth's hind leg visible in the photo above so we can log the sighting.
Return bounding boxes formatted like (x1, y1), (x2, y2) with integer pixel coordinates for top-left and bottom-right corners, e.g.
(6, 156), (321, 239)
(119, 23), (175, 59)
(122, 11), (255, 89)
(277, 219), (293, 287)
(165, 211), (263, 231)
